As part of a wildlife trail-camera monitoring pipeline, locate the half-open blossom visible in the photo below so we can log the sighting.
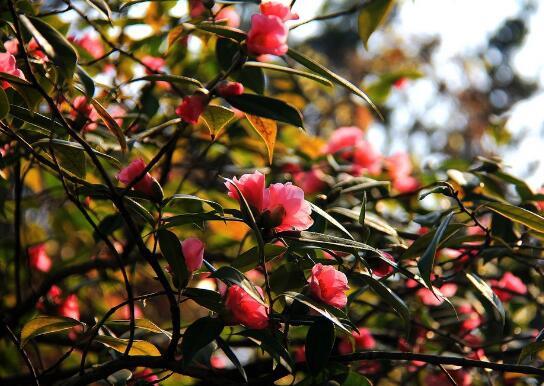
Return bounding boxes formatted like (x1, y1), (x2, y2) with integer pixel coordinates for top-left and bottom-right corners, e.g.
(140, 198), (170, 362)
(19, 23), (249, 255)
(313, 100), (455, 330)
(225, 285), (269, 329)
(70, 34), (104, 59)
(352, 141), (382, 176)
(489, 272), (527, 301)
(118, 158), (160, 197)
(308, 263), (349, 308)
(59, 294), (80, 320)
(216, 7), (241, 28)
(226, 170), (267, 212)
(28, 244), (52, 272)
(217, 81), (244, 97)
(141, 56), (165, 74)
(0, 52), (25, 89)
(226, 171), (314, 232)
(260, 1), (299, 21)
(338, 327), (376, 354)
(247, 14), (289, 56)
(176, 93), (207, 124)
(182, 237), (205, 272)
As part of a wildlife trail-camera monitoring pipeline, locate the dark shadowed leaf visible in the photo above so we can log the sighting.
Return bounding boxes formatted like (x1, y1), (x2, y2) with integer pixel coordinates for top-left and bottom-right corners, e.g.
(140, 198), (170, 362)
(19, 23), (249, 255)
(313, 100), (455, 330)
(417, 212), (454, 295)
(163, 194), (224, 214)
(76, 66), (95, 97)
(0, 87), (9, 119)
(216, 337), (247, 382)
(158, 229), (189, 289)
(232, 244), (287, 272)
(238, 329), (294, 372)
(466, 272), (505, 331)
(209, 265), (265, 305)
(305, 317), (335, 375)
(225, 94), (303, 128)
(183, 316), (224, 365)
(127, 74), (202, 87)
(195, 24), (247, 41)
(90, 99), (127, 152)
(183, 288), (224, 313)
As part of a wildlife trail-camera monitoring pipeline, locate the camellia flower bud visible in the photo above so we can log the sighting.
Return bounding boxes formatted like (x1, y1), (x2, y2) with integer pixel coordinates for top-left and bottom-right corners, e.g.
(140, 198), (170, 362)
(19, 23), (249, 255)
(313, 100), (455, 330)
(247, 14), (289, 56)
(217, 81), (245, 97)
(118, 158), (162, 199)
(308, 263), (349, 308)
(182, 237), (205, 272)
(175, 93), (208, 124)
(225, 285), (269, 329)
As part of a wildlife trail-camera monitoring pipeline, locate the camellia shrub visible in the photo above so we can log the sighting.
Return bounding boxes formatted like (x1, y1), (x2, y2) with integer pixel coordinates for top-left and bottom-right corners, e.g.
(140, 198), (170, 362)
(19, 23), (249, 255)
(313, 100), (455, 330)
(1, 0), (544, 385)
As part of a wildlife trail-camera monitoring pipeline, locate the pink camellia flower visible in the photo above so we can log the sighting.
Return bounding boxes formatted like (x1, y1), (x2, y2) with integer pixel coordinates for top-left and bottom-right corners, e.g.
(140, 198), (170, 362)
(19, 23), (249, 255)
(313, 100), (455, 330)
(385, 153), (419, 193)
(69, 34), (104, 59)
(182, 237), (205, 272)
(226, 170), (267, 212)
(226, 171), (314, 231)
(70, 96), (97, 127)
(4, 39), (19, 55)
(407, 279), (457, 306)
(284, 164), (326, 195)
(324, 126), (364, 157)
(536, 187), (544, 211)
(225, 284), (269, 329)
(489, 272), (527, 301)
(131, 369), (159, 384)
(308, 263), (349, 308)
(216, 7), (241, 28)
(352, 141), (382, 176)
(458, 304), (481, 332)
(176, 93), (207, 124)
(370, 252), (396, 278)
(260, 1), (299, 21)
(59, 294), (80, 320)
(47, 285), (63, 305)
(338, 327), (376, 354)
(118, 158), (159, 196)
(28, 244), (52, 273)
(0, 52), (25, 89)
(265, 182), (313, 231)
(141, 56), (166, 75)
(4, 38), (45, 59)
(217, 81), (245, 97)
(392, 175), (419, 193)
(247, 14), (289, 56)
(189, 0), (206, 18)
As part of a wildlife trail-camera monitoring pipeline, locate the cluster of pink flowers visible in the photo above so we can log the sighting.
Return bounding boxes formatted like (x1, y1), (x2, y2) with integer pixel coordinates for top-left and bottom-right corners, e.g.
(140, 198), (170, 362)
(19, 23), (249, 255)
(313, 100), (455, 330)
(225, 170), (313, 232)
(38, 285), (80, 320)
(325, 126), (420, 193)
(489, 272), (527, 301)
(175, 93), (207, 124)
(247, 1), (298, 57)
(0, 52), (25, 89)
(406, 278), (458, 306)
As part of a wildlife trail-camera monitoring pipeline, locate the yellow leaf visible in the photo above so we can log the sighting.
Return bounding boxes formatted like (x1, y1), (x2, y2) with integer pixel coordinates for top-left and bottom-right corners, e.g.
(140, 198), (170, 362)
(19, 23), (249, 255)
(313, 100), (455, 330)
(95, 335), (161, 356)
(246, 114), (277, 164)
(21, 316), (82, 347)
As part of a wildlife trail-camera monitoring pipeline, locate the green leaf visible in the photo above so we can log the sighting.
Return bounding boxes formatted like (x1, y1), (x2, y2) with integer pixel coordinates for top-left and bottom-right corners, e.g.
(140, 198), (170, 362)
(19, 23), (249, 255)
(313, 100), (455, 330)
(158, 229), (189, 289)
(51, 139), (86, 178)
(417, 212), (454, 295)
(402, 223), (464, 260)
(287, 48), (382, 119)
(486, 202), (544, 234)
(183, 288), (224, 313)
(20, 16), (78, 81)
(194, 23), (247, 41)
(123, 197), (154, 225)
(76, 66), (95, 97)
(9, 105), (65, 134)
(329, 207), (398, 237)
(0, 87), (9, 120)
(21, 316), (82, 347)
(283, 292), (351, 334)
(465, 273), (505, 330)
(94, 335), (161, 356)
(209, 266), (265, 305)
(341, 371), (372, 386)
(350, 272), (410, 334)
(32, 138), (120, 168)
(163, 194), (224, 215)
(201, 105), (235, 139)
(127, 74), (202, 88)
(305, 318), (335, 375)
(243, 61), (333, 87)
(237, 329), (294, 372)
(183, 316), (224, 365)
(359, 191), (367, 227)
(106, 318), (172, 338)
(216, 337), (247, 382)
(225, 94), (303, 128)
(90, 98), (128, 152)
(358, 0), (396, 49)
(232, 244), (287, 272)
(310, 203), (354, 240)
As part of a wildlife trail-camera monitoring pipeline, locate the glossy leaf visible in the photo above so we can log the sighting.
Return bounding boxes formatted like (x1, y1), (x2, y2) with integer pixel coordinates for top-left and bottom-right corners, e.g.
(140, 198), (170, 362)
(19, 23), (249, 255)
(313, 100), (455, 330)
(106, 319), (172, 338)
(310, 204), (354, 240)
(158, 229), (189, 289)
(486, 202), (544, 233)
(466, 272), (505, 330)
(232, 243), (287, 272)
(128, 74), (202, 87)
(238, 329), (294, 372)
(21, 316), (82, 347)
(305, 318), (335, 374)
(243, 61), (333, 87)
(95, 335), (161, 356)
(209, 265), (265, 305)
(182, 316), (224, 365)
(225, 94), (304, 128)
(201, 105), (235, 139)
(183, 288), (224, 313)
(90, 99), (128, 152)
